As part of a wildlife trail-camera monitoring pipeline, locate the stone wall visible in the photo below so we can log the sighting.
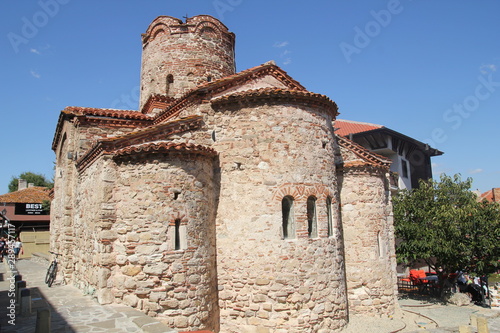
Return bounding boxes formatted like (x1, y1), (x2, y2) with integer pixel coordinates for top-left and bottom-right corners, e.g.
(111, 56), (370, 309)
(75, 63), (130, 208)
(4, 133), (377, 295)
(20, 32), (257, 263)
(51, 121), (79, 281)
(338, 166), (397, 316)
(51, 95), (399, 332)
(69, 151), (220, 331)
(197, 102), (348, 332)
(51, 120), (140, 282)
(139, 15), (235, 108)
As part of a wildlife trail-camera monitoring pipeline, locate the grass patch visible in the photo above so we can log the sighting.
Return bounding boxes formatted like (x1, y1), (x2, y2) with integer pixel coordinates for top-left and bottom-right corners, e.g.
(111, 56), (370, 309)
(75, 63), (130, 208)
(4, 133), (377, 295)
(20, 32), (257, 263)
(489, 273), (500, 284)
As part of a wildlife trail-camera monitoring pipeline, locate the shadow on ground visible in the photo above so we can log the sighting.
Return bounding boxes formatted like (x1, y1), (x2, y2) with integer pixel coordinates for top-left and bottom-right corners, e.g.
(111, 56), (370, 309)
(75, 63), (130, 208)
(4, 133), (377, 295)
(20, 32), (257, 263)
(0, 264), (76, 332)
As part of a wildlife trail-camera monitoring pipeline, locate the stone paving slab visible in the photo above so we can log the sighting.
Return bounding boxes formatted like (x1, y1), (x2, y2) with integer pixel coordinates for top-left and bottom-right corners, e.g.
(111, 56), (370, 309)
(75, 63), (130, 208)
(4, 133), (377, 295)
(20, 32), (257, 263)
(0, 259), (175, 333)
(399, 298), (500, 333)
(2, 258), (499, 332)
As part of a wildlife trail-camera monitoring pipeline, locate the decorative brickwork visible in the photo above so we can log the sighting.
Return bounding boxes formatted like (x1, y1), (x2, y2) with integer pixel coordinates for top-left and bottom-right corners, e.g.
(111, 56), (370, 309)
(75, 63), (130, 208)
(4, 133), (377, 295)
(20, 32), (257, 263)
(51, 15), (398, 333)
(139, 15), (236, 108)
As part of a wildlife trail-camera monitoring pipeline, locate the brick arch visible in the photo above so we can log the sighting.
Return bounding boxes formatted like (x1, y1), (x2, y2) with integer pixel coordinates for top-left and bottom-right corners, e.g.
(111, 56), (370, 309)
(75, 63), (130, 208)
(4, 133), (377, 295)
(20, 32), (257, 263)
(167, 210), (188, 225)
(272, 183), (334, 202)
(194, 21), (223, 39)
(150, 23), (172, 41)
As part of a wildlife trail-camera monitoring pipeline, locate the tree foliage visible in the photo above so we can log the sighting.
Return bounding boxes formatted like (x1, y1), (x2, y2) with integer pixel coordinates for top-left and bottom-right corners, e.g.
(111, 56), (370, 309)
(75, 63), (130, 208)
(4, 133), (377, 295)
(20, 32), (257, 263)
(8, 171), (53, 192)
(394, 174), (500, 277)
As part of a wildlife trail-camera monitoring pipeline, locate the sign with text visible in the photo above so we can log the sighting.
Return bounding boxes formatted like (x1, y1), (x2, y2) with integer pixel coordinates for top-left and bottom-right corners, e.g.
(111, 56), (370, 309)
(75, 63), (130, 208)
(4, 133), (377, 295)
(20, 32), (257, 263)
(14, 203), (48, 215)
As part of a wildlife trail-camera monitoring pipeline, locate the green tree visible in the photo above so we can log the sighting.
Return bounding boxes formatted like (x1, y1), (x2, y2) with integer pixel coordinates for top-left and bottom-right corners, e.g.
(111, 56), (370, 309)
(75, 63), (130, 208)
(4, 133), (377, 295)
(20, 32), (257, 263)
(393, 174), (500, 278)
(8, 171), (53, 192)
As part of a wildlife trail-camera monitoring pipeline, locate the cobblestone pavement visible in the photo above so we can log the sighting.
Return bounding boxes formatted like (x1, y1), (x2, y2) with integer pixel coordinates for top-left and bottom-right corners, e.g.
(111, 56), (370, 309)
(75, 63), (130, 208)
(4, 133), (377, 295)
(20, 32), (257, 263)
(398, 297), (500, 333)
(0, 259), (176, 333)
(0, 258), (499, 332)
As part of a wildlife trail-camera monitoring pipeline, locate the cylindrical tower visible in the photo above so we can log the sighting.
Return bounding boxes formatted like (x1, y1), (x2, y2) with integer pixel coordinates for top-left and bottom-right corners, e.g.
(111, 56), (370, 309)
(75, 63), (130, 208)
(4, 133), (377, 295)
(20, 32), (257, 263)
(139, 15), (236, 109)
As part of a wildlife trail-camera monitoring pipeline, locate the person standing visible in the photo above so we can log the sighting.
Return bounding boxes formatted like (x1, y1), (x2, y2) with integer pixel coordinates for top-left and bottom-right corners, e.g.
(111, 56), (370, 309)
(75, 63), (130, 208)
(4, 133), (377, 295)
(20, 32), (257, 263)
(0, 237), (6, 262)
(13, 237), (23, 261)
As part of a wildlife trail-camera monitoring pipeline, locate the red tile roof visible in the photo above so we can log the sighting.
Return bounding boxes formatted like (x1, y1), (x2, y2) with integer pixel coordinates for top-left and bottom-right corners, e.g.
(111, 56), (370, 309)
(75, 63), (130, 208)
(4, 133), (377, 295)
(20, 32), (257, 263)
(335, 119), (382, 137)
(0, 187), (51, 203)
(479, 188), (500, 202)
(52, 107), (153, 151)
(113, 142), (217, 158)
(153, 62), (307, 124)
(211, 87), (339, 117)
(336, 135), (391, 168)
(75, 116), (206, 172)
(63, 106), (150, 120)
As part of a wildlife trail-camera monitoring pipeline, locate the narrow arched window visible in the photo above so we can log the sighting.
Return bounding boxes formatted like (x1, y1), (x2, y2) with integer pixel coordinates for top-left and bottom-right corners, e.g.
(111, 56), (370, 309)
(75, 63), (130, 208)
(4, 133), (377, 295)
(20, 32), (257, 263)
(326, 196), (333, 237)
(174, 218), (181, 250)
(307, 196), (317, 238)
(377, 231), (384, 258)
(166, 74), (174, 95)
(282, 196), (295, 239)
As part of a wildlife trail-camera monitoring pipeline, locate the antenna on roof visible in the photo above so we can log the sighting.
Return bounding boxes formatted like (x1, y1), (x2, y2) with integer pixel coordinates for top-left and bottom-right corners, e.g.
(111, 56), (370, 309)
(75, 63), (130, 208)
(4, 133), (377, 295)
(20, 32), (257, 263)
(183, 14), (189, 23)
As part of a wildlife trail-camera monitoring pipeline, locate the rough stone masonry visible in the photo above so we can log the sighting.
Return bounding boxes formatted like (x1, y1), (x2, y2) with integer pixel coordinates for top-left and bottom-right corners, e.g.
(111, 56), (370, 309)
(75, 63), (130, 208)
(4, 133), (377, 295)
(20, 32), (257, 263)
(50, 15), (398, 333)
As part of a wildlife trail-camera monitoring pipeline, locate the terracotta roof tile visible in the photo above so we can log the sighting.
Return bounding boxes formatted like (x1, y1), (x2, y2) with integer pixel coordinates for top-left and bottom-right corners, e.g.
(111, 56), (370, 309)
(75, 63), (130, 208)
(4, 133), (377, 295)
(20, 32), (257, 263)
(479, 188), (500, 202)
(76, 116), (206, 172)
(211, 87), (339, 117)
(335, 119), (383, 137)
(153, 62), (307, 124)
(63, 106), (151, 120)
(113, 142), (217, 158)
(140, 94), (176, 114)
(0, 187), (51, 203)
(336, 135), (391, 168)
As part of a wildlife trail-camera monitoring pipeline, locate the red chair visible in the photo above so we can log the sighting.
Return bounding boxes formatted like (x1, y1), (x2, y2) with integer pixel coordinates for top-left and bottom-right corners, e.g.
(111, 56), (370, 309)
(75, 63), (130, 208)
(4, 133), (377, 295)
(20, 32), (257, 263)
(409, 269), (430, 293)
(417, 270), (428, 283)
(397, 275), (413, 292)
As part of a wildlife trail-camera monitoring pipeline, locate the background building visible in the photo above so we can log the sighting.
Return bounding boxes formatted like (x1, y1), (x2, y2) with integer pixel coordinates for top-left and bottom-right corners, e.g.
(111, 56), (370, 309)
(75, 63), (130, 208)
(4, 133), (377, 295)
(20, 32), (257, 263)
(0, 179), (51, 258)
(335, 119), (443, 191)
(478, 188), (500, 202)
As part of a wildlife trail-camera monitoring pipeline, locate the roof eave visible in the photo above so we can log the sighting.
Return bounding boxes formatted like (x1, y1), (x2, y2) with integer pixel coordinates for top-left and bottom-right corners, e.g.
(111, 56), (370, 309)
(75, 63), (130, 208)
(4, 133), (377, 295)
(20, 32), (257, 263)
(351, 127), (444, 157)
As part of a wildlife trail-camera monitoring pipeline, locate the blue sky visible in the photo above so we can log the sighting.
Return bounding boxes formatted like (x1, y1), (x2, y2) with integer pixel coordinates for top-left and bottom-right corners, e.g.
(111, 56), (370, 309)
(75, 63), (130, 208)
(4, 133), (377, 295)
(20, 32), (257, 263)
(1, 0), (499, 194)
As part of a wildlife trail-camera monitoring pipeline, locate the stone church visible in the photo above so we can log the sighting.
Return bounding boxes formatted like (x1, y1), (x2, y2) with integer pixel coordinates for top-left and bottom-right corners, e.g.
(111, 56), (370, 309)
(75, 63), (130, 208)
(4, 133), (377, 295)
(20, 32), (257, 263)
(51, 15), (398, 333)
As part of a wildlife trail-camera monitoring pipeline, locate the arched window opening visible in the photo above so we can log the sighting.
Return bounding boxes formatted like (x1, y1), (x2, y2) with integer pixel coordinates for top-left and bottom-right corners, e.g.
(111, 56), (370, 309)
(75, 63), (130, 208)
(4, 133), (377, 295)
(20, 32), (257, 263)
(166, 74), (174, 95)
(307, 196), (317, 238)
(200, 26), (217, 39)
(377, 231), (384, 258)
(171, 218), (187, 251)
(282, 196), (295, 239)
(326, 196), (333, 237)
(174, 219), (181, 250)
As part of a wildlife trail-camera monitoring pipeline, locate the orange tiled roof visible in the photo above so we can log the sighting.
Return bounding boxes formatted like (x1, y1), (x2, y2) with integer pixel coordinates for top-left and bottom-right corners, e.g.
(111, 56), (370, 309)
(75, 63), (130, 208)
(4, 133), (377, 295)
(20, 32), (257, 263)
(0, 187), (51, 203)
(336, 135), (391, 168)
(211, 87), (339, 117)
(479, 188), (500, 202)
(141, 94), (176, 114)
(62, 106), (149, 120)
(75, 116), (205, 172)
(53, 106), (153, 151)
(335, 119), (382, 137)
(153, 62), (307, 124)
(114, 142), (217, 158)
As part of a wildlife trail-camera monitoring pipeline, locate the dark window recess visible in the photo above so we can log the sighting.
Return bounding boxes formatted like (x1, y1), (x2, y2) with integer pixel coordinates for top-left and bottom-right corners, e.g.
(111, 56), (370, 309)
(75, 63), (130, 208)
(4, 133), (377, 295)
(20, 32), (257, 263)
(174, 219), (181, 250)
(307, 196), (317, 238)
(402, 160), (409, 178)
(282, 196), (294, 239)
